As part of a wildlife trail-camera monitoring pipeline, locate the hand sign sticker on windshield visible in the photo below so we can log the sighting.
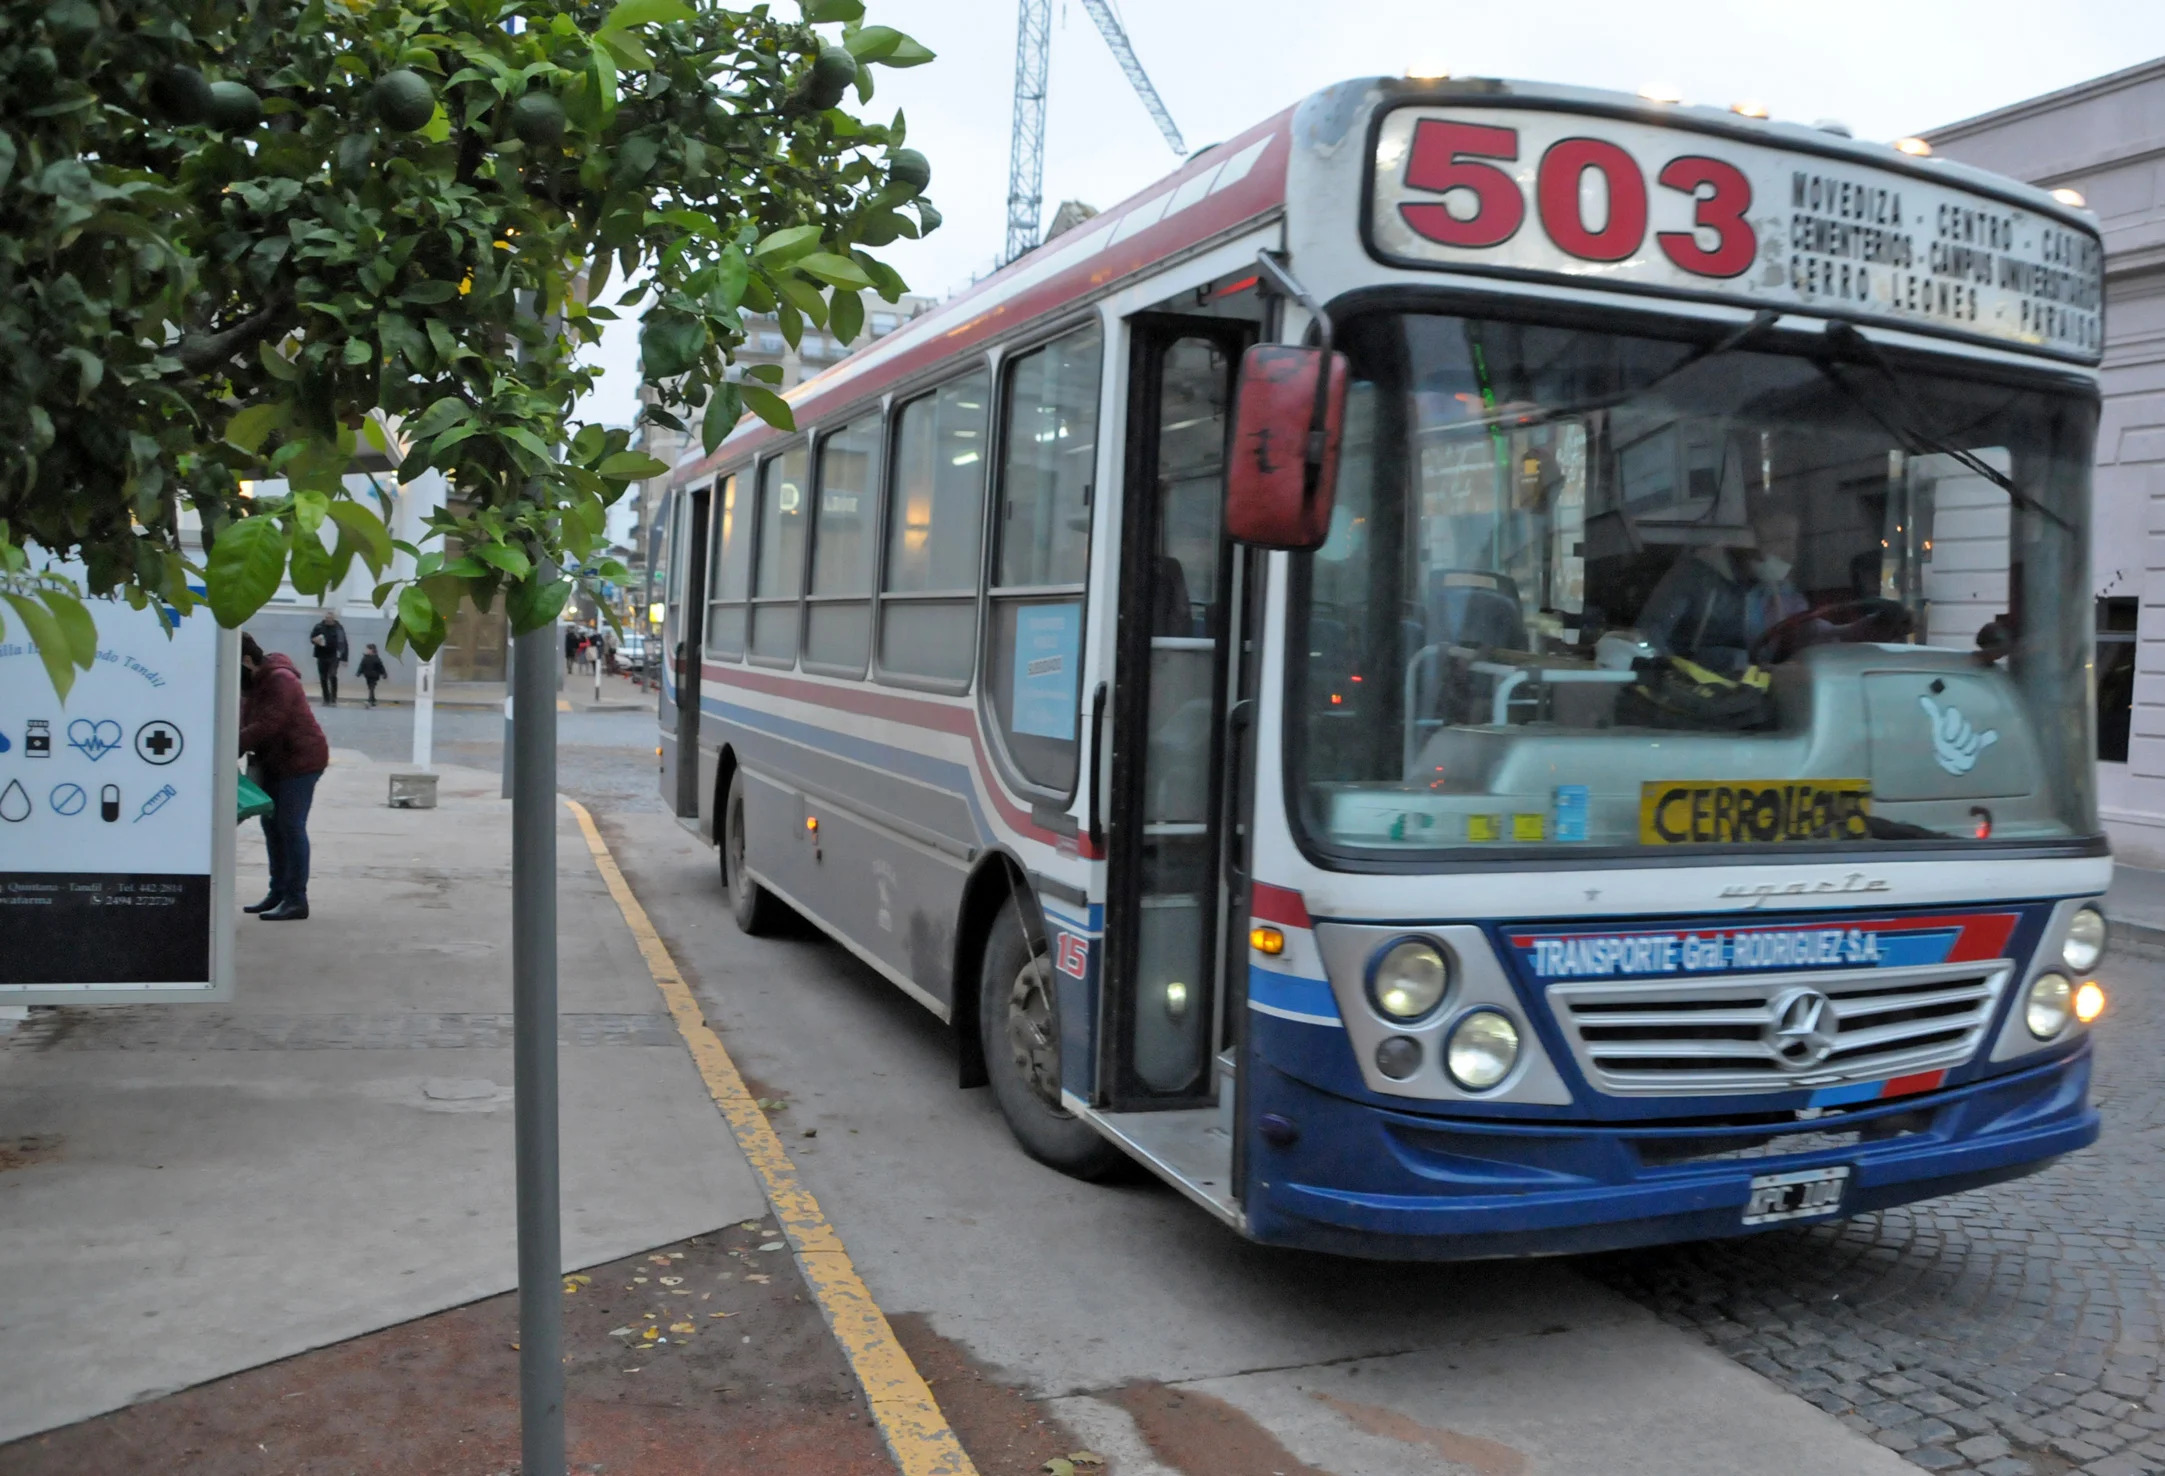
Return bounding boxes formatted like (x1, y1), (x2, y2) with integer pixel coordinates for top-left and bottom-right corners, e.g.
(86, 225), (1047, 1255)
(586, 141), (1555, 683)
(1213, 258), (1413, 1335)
(1920, 695), (1998, 776)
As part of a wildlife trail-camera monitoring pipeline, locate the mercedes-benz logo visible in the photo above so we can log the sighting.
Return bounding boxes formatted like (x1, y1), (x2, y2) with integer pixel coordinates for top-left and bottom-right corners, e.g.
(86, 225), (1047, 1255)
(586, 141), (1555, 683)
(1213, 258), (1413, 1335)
(1766, 987), (1839, 1069)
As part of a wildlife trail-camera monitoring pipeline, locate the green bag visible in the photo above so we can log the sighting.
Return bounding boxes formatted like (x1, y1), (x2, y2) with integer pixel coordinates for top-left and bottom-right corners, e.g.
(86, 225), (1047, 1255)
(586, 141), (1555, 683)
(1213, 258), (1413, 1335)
(237, 772), (275, 822)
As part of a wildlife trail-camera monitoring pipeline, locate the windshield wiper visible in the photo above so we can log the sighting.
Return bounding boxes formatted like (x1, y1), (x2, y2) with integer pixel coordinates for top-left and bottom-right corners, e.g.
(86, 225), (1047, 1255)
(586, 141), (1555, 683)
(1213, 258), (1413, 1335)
(1456, 309), (1782, 434)
(1815, 321), (2073, 534)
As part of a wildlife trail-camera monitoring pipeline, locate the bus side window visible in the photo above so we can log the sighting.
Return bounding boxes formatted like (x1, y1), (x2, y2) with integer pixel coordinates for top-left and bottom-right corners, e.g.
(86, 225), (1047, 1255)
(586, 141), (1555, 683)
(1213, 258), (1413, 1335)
(750, 444), (810, 665)
(878, 371), (989, 686)
(987, 323), (1103, 795)
(807, 417), (880, 675)
(705, 473), (749, 659)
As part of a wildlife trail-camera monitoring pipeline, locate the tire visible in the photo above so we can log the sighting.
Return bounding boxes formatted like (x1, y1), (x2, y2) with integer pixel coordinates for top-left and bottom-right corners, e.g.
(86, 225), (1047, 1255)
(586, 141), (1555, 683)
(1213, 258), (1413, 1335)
(723, 770), (787, 936)
(978, 896), (1125, 1179)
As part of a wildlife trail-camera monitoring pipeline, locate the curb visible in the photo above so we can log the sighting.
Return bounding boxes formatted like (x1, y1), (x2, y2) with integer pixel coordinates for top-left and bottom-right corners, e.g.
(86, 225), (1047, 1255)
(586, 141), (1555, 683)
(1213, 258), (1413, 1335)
(565, 800), (977, 1476)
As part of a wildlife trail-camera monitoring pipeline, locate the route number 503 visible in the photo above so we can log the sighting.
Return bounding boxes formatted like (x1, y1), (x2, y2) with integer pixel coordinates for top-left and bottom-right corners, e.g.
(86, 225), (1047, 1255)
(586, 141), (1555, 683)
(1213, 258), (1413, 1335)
(1398, 120), (1758, 279)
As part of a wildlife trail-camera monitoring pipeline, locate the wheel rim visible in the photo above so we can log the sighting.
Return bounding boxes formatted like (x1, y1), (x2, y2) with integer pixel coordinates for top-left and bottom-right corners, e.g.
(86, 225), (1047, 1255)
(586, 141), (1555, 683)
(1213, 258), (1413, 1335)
(1006, 953), (1064, 1110)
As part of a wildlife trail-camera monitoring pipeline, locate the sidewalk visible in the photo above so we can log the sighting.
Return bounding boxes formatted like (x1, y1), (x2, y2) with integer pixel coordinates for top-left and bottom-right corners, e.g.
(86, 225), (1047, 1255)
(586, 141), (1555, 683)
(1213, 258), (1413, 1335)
(2104, 861), (2165, 949)
(0, 753), (764, 1447)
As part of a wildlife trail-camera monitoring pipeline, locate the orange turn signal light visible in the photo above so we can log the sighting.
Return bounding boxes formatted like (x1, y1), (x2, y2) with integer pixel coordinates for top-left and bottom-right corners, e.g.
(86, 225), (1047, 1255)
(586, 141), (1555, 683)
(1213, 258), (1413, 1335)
(805, 816), (818, 833)
(2075, 980), (2106, 1024)
(1250, 925), (1285, 956)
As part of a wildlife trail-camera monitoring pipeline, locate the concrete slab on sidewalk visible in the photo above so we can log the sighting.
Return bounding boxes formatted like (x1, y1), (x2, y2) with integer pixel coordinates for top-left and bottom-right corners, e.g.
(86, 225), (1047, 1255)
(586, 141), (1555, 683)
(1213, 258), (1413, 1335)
(2104, 862), (2165, 946)
(0, 755), (764, 1446)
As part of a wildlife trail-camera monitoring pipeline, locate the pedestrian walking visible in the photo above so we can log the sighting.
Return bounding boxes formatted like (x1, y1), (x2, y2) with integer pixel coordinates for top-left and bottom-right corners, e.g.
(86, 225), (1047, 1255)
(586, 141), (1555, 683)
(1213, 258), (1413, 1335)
(239, 633), (331, 922)
(564, 623), (580, 675)
(356, 643), (389, 707)
(308, 610), (349, 705)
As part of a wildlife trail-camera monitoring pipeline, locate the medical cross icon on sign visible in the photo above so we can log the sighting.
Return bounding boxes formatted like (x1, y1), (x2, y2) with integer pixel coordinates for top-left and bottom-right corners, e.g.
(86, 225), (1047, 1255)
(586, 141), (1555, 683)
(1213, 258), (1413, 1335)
(135, 721), (183, 766)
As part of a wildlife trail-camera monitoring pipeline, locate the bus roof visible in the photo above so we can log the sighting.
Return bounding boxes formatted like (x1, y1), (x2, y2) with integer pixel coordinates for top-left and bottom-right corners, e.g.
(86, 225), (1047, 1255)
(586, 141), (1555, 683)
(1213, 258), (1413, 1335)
(672, 75), (2101, 489)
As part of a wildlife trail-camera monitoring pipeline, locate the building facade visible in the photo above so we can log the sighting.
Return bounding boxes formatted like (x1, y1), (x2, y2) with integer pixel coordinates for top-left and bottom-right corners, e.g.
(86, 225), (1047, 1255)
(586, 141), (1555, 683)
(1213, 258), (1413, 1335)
(1924, 58), (2165, 864)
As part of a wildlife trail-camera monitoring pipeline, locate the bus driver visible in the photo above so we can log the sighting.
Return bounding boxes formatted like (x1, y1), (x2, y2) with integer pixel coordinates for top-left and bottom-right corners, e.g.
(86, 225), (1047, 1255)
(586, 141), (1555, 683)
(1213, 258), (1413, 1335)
(1636, 503), (1810, 677)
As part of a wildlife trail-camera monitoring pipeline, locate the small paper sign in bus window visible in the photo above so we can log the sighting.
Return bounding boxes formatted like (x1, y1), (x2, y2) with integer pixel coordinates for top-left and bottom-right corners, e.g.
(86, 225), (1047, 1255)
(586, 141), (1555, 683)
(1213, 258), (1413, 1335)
(1639, 780), (1871, 845)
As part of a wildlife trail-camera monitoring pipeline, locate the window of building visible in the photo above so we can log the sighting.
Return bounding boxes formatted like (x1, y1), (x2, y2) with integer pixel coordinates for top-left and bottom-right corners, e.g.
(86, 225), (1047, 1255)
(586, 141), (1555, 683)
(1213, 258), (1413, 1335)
(878, 371), (989, 685)
(2099, 596), (2136, 763)
(806, 417), (879, 673)
(987, 324), (1102, 792)
(871, 313), (899, 336)
(759, 331), (784, 354)
(750, 445), (809, 663)
(703, 473), (749, 658)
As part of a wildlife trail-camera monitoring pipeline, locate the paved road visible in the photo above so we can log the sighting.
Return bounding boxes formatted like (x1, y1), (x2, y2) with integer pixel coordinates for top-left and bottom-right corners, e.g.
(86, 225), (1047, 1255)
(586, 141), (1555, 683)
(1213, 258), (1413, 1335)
(312, 697), (665, 816)
(561, 725), (2159, 1476)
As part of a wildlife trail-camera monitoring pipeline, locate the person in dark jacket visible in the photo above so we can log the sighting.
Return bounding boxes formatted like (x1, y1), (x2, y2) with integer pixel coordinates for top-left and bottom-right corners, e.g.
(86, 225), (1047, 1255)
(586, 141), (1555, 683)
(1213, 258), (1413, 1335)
(356, 644), (389, 707)
(308, 611), (350, 705)
(240, 634), (331, 920)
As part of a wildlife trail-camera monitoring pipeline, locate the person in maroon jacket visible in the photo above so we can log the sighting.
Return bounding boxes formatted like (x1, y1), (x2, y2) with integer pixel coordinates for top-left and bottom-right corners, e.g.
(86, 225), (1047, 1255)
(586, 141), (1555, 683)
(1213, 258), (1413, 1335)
(238, 634), (331, 920)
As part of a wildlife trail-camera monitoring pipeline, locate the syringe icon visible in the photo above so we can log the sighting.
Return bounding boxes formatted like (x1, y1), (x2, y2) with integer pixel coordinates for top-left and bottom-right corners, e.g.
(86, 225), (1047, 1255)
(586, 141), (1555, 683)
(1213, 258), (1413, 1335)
(133, 784), (176, 823)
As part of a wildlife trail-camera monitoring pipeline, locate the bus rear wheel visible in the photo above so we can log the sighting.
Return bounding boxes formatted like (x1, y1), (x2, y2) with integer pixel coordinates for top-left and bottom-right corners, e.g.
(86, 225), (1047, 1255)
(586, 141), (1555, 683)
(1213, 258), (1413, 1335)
(978, 900), (1124, 1180)
(724, 771), (787, 936)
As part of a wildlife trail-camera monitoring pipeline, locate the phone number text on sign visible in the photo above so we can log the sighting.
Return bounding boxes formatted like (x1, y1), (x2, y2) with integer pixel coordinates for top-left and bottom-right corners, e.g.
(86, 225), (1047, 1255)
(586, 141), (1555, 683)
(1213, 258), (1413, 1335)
(1368, 107), (2103, 361)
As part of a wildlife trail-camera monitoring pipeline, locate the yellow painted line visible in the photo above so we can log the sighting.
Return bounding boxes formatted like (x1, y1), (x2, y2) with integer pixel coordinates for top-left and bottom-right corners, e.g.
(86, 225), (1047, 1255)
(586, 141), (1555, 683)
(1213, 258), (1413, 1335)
(565, 799), (977, 1476)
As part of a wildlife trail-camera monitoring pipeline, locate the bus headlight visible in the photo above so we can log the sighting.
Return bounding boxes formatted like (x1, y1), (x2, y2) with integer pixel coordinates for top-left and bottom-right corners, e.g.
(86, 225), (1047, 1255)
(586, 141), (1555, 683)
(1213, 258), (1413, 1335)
(1446, 1010), (1519, 1090)
(2025, 972), (2074, 1039)
(1368, 939), (1449, 1022)
(2062, 908), (2106, 973)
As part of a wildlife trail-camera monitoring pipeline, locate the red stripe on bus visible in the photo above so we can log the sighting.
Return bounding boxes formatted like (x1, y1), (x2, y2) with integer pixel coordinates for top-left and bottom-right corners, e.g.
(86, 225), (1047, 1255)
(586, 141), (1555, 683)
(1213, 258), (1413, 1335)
(701, 662), (1098, 859)
(1249, 882), (1312, 930)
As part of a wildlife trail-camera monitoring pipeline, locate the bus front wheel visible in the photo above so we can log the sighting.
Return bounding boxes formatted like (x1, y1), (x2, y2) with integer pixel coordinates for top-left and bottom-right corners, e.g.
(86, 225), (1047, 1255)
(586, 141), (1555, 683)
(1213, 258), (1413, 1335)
(724, 771), (787, 936)
(978, 900), (1124, 1180)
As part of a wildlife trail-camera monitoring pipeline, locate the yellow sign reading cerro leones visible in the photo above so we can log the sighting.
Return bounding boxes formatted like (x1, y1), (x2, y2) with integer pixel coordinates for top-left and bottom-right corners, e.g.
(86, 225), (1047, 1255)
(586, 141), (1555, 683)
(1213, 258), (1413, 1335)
(1639, 780), (1872, 845)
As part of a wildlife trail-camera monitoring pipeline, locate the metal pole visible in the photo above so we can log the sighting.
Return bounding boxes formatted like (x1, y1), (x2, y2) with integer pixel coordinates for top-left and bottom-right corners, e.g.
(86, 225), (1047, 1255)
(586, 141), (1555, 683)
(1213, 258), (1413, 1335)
(511, 616), (564, 1476)
(501, 692), (515, 799)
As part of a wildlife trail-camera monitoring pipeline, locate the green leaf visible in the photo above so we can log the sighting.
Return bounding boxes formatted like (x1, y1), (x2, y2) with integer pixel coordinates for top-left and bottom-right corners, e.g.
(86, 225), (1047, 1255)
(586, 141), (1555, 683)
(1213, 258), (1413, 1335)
(225, 402), (291, 455)
(716, 247), (750, 309)
(292, 490), (329, 539)
(396, 583), (443, 647)
(744, 362), (786, 385)
(2, 593), (80, 703)
(602, 0), (694, 29)
(740, 385), (796, 432)
(795, 252), (874, 290)
(421, 572), (467, 617)
(830, 289), (865, 346)
(640, 311), (706, 380)
(599, 451), (669, 479)
(882, 36), (934, 67)
(800, 0), (863, 19)
(258, 342), (298, 381)
(204, 517), (290, 628)
(473, 542), (533, 581)
(506, 576), (572, 633)
(751, 224), (822, 264)
(702, 382), (743, 454)
(845, 25), (904, 62)
(289, 527), (334, 596)
(41, 589), (98, 670)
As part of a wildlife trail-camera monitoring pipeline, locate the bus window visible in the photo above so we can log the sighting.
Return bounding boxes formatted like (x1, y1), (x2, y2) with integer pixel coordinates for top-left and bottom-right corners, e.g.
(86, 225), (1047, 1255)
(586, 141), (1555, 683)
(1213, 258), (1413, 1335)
(750, 445), (809, 664)
(879, 371), (989, 684)
(988, 325), (1102, 794)
(704, 473), (748, 659)
(807, 417), (880, 674)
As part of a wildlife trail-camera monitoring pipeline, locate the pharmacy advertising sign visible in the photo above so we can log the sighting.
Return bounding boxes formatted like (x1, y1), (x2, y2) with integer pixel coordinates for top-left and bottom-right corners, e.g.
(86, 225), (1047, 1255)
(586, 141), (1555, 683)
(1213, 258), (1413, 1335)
(0, 596), (236, 1002)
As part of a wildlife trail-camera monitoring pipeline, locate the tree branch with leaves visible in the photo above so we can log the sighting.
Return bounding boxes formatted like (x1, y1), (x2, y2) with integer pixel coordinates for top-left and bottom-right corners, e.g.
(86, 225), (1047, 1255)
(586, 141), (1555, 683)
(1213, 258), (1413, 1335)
(1, 0), (936, 697)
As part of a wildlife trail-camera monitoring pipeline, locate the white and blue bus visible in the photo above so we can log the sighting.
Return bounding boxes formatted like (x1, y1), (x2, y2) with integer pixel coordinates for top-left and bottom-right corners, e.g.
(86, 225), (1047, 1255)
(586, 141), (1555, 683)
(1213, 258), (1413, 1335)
(657, 75), (2110, 1258)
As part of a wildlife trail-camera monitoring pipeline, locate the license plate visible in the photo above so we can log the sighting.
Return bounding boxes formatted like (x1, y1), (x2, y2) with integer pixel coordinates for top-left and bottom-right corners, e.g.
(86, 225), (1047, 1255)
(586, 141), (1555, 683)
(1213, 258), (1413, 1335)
(1639, 780), (1871, 845)
(1742, 1166), (1851, 1225)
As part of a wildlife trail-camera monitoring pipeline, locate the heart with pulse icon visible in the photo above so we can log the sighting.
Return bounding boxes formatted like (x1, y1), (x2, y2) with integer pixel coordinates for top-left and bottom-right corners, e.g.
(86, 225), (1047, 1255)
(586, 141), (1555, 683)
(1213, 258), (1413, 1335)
(66, 719), (124, 761)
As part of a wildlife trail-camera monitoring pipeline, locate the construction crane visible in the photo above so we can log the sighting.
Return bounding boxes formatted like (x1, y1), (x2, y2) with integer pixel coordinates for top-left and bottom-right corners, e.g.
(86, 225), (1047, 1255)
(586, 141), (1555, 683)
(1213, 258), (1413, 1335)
(1002, 0), (1186, 267)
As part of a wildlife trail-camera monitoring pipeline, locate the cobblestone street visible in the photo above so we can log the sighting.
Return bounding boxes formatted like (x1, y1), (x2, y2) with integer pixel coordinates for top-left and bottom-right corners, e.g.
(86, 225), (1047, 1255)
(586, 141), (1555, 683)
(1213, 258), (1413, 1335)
(1594, 947), (2164, 1476)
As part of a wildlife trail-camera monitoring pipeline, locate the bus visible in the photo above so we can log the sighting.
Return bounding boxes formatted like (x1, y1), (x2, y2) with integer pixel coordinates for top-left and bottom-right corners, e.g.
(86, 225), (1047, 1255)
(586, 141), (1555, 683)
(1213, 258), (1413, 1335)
(657, 74), (2110, 1258)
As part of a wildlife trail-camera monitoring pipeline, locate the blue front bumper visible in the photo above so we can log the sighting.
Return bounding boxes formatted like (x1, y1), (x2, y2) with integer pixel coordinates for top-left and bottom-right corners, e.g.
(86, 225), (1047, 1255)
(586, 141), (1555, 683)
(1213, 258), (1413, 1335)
(1242, 1041), (2096, 1261)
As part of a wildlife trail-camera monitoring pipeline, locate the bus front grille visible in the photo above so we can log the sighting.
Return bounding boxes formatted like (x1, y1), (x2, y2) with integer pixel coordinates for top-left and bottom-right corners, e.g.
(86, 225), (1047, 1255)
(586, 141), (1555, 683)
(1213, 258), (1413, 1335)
(1546, 962), (2013, 1097)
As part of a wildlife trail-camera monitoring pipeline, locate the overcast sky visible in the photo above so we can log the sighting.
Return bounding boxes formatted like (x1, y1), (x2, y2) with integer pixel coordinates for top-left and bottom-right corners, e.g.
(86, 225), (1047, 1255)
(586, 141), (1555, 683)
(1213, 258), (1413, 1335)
(578, 0), (2165, 428)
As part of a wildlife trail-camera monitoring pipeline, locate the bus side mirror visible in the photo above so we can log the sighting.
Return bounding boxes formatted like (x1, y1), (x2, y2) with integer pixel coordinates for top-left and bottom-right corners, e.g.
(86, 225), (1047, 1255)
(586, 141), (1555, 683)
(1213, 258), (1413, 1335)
(1225, 344), (1348, 551)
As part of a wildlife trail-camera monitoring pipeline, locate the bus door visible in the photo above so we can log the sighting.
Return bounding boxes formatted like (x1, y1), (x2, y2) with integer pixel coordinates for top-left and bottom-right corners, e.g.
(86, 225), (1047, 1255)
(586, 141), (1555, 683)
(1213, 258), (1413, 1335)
(660, 482), (709, 820)
(1101, 317), (1253, 1114)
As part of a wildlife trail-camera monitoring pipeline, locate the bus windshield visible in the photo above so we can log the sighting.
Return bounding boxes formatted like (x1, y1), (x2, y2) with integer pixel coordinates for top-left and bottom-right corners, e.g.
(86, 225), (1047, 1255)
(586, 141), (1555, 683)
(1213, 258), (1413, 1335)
(1292, 309), (2099, 858)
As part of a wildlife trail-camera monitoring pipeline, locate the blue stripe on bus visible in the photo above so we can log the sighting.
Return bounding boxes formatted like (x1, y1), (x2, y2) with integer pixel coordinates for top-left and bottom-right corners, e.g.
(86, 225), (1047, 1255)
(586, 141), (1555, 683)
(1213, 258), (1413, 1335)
(1248, 968), (1342, 1026)
(700, 692), (996, 846)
